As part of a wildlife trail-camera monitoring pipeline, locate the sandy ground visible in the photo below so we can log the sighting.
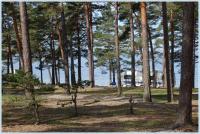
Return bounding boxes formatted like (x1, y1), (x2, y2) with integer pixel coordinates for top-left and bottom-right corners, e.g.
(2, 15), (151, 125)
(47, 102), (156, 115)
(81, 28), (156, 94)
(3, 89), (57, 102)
(2, 88), (198, 132)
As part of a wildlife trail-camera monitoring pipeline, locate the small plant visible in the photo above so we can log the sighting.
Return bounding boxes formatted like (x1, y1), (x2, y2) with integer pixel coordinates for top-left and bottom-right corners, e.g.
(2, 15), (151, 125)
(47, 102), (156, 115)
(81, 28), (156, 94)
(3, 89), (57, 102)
(3, 70), (40, 124)
(71, 81), (86, 116)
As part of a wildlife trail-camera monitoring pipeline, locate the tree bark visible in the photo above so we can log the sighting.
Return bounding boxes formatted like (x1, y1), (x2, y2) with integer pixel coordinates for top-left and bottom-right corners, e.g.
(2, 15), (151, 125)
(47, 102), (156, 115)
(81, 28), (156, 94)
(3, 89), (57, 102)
(115, 2), (122, 96)
(7, 35), (14, 74)
(147, 25), (156, 88)
(57, 4), (70, 94)
(6, 38), (10, 74)
(84, 3), (95, 88)
(170, 9), (175, 88)
(70, 37), (76, 86)
(162, 2), (173, 102)
(140, 2), (151, 102)
(176, 2), (194, 126)
(19, 2), (39, 124)
(20, 2), (32, 74)
(89, 3), (95, 87)
(109, 60), (112, 85)
(77, 16), (82, 84)
(10, 3), (24, 70)
(129, 3), (136, 87)
(39, 51), (43, 84)
(50, 32), (55, 85)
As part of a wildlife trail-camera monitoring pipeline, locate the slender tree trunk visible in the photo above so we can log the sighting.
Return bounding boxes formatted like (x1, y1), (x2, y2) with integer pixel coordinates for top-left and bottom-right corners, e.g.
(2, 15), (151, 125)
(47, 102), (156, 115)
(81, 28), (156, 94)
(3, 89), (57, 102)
(77, 16), (82, 84)
(20, 2), (39, 124)
(57, 4), (70, 94)
(89, 3), (95, 87)
(109, 60), (112, 85)
(129, 3), (136, 87)
(55, 62), (58, 85)
(115, 2), (122, 96)
(84, 3), (94, 88)
(176, 2), (194, 126)
(10, 3), (24, 70)
(170, 9), (175, 88)
(192, 7), (196, 88)
(140, 2), (151, 102)
(50, 32), (55, 85)
(112, 61), (116, 84)
(7, 35), (14, 74)
(39, 52), (43, 84)
(70, 37), (76, 86)
(6, 42), (10, 74)
(162, 2), (173, 102)
(147, 25), (156, 88)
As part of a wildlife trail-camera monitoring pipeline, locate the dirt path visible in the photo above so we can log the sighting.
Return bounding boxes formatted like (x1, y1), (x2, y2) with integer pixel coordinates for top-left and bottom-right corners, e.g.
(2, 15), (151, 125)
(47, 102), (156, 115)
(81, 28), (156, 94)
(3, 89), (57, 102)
(2, 87), (198, 132)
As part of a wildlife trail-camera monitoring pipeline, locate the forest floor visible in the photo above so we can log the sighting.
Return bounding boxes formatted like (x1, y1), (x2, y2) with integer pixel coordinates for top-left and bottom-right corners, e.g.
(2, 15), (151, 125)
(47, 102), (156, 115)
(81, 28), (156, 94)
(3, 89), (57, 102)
(2, 86), (198, 132)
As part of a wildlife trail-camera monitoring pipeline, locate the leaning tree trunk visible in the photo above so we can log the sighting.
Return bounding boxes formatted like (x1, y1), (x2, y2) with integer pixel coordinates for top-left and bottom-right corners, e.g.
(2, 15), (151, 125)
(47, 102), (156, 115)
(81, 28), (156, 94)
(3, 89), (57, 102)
(129, 3), (136, 87)
(84, 3), (95, 88)
(19, 2), (39, 124)
(10, 3), (24, 70)
(175, 2), (195, 126)
(162, 2), (173, 102)
(170, 9), (175, 88)
(115, 2), (122, 96)
(57, 4), (70, 94)
(140, 2), (151, 102)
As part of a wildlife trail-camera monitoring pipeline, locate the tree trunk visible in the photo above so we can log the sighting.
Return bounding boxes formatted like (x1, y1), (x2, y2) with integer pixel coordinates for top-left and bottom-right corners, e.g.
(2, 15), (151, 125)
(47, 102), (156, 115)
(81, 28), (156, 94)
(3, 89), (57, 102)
(140, 2), (151, 102)
(70, 37), (76, 86)
(192, 7), (196, 88)
(84, 3), (94, 88)
(109, 60), (112, 85)
(50, 32), (55, 85)
(6, 40), (10, 74)
(115, 2), (122, 96)
(19, 2), (39, 124)
(147, 25), (156, 88)
(57, 4), (70, 94)
(176, 2), (194, 126)
(77, 16), (82, 84)
(39, 51), (43, 84)
(7, 35), (14, 74)
(129, 3), (136, 87)
(170, 9), (175, 88)
(10, 3), (24, 70)
(162, 2), (173, 102)
(20, 2), (32, 74)
(112, 61), (116, 84)
(89, 3), (95, 87)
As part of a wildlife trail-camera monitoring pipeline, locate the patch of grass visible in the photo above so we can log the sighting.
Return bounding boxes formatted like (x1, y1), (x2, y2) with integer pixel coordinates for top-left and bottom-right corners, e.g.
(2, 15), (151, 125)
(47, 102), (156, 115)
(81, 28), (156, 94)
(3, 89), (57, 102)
(2, 94), (43, 107)
(35, 85), (55, 94)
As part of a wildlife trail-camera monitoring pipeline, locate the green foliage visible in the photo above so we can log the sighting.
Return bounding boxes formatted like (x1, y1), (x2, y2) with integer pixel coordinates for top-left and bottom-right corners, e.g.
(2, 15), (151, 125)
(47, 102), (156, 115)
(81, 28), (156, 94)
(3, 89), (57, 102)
(37, 85), (55, 93)
(3, 70), (40, 88)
